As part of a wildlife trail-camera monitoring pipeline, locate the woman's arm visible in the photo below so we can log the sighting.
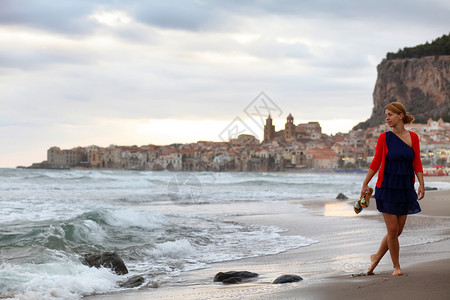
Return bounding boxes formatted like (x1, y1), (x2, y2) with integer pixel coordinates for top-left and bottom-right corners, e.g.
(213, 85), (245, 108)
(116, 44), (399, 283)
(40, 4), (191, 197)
(410, 132), (425, 200)
(369, 134), (384, 172)
(411, 132), (424, 173)
(362, 133), (384, 197)
(361, 168), (376, 198)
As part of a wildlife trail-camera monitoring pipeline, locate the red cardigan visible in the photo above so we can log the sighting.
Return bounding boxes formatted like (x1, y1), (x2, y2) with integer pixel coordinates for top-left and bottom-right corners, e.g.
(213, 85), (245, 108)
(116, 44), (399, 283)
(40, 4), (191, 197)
(369, 131), (423, 188)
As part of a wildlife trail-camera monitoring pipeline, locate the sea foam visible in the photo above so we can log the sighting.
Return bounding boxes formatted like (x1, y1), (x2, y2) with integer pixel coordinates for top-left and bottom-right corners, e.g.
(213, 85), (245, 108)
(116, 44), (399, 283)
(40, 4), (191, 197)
(0, 254), (118, 300)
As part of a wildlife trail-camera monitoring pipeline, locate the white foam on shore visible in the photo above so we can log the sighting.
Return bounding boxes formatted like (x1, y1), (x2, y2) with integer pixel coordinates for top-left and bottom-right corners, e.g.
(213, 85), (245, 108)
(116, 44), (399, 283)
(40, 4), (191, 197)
(75, 220), (107, 244)
(0, 253), (119, 300)
(423, 181), (450, 190)
(400, 235), (448, 247)
(103, 208), (168, 230)
(147, 239), (196, 259)
(138, 224), (317, 274)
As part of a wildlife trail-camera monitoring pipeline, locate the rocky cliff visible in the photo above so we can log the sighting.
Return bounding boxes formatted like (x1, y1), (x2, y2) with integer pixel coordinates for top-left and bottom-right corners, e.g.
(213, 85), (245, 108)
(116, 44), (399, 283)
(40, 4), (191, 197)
(354, 55), (450, 130)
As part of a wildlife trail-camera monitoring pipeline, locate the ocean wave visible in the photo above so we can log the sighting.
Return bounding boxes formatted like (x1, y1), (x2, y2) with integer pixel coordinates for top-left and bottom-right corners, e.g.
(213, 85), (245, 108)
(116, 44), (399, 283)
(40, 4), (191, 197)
(214, 179), (304, 187)
(400, 235), (448, 247)
(102, 208), (168, 230)
(1, 169), (365, 298)
(0, 253), (119, 300)
(146, 239), (196, 259)
(0, 208), (168, 255)
(0, 209), (316, 298)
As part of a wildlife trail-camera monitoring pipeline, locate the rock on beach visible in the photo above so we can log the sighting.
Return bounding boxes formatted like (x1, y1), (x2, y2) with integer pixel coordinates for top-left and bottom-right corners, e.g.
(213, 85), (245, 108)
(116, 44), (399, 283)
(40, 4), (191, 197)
(214, 271), (259, 284)
(272, 274), (303, 284)
(83, 252), (128, 275)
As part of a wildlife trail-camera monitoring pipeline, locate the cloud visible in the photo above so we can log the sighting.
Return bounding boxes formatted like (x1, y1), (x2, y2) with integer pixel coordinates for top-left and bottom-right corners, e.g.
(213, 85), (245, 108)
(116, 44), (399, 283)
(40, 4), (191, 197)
(1, 0), (449, 168)
(131, 1), (223, 31)
(2, 1), (448, 36)
(0, 47), (94, 70)
(0, 0), (100, 34)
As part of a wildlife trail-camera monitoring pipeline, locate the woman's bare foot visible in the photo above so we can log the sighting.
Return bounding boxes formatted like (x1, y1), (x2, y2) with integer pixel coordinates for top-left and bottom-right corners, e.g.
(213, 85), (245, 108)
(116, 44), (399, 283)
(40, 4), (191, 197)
(367, 254), (380, 275)
(392, 267), (403, 276)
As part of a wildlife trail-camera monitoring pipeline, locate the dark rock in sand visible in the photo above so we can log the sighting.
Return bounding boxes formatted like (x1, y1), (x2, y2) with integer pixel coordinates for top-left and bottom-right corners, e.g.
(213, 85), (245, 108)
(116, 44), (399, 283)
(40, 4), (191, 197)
(272, 274), (303, 284)
(214, 271), (259, 284)
(119, 275), (145, 288)
(223, 277), (242, 284)
(425, 186), (438, 191)
(336, 193), (348, 200)
(83, 252), (128, 275)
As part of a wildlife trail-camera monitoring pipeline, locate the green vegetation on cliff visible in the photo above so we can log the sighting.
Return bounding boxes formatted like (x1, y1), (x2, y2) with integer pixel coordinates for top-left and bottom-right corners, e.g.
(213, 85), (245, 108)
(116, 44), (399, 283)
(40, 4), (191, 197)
(386, 33), (450, 60)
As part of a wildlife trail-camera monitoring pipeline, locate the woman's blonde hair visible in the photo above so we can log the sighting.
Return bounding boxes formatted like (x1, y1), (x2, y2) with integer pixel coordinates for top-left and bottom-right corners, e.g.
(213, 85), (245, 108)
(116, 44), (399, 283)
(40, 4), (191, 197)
(385, 102), (415, 124)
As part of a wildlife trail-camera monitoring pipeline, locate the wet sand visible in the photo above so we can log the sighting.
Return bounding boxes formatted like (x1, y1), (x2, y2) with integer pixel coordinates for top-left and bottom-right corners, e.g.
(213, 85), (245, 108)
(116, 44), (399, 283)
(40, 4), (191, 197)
(86, 176), (450, 300)
(271, 258), (450, 300)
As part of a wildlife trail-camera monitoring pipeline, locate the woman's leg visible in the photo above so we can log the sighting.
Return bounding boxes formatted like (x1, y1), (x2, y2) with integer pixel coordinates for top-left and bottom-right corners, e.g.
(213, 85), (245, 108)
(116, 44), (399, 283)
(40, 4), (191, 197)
(367, 213), (407, 275)
(367, 234), (388, 275)
(383, 213), (407, 275)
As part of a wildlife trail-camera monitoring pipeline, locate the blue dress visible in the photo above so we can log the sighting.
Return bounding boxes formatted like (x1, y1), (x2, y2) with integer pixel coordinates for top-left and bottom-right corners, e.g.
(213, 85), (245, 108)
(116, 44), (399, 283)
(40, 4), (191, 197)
(374, 131), (421, 215)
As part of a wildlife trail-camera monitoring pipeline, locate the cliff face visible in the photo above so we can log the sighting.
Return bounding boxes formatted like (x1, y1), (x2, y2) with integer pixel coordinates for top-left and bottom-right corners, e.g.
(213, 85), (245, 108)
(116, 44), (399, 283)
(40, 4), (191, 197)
(354, 56), (450, 129)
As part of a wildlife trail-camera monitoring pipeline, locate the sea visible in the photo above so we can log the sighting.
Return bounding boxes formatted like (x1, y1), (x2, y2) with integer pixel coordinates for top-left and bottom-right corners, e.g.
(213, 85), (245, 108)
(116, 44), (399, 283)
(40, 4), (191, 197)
(1, 168), (449, 299)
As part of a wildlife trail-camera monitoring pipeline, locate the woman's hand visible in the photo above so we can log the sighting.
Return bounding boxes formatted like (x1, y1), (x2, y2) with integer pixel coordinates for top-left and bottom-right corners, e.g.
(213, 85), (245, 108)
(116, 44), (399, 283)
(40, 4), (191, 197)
(361, 169), (376, 199)
(416, 172), (425, 200)
(417, 184), (425, 200)
(361, 184), (371, 199)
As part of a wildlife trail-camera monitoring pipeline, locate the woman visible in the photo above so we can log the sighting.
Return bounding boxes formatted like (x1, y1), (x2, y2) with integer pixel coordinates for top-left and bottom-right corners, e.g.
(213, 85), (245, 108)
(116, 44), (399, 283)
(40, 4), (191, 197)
(361, 102), (425, 276)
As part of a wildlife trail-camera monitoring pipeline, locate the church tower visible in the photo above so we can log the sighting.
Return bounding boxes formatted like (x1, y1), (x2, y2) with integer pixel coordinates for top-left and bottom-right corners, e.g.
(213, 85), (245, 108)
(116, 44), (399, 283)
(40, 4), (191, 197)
(284, 113), (296, 141)
(263, 115), (275, 142)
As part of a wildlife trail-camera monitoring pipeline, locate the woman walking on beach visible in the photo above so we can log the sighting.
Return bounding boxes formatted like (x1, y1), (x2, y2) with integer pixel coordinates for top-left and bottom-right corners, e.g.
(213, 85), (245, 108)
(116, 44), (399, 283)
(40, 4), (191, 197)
(361, 102), (425, 276)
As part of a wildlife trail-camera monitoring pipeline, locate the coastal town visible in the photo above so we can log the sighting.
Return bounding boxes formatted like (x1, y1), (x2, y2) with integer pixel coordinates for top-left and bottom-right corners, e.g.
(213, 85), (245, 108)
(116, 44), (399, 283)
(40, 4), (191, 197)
(29, 115), (450, 174)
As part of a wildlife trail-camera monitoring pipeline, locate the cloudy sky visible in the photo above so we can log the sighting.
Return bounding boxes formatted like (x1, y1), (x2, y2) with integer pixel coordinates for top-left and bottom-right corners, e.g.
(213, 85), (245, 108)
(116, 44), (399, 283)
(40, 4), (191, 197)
(1, 0), (449, 167)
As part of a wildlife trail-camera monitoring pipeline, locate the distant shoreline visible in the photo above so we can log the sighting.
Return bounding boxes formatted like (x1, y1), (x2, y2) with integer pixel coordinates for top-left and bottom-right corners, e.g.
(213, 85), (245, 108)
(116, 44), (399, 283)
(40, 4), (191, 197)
(13, 165), (450, 179)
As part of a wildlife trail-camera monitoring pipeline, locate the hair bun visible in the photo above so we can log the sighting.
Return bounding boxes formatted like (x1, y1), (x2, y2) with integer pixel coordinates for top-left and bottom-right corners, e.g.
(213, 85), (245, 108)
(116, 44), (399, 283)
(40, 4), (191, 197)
(404, 112), (415, 124)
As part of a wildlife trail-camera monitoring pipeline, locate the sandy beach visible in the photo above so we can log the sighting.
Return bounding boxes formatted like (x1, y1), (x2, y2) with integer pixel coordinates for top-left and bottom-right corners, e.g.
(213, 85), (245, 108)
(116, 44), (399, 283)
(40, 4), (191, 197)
(87, 176), (450, 300)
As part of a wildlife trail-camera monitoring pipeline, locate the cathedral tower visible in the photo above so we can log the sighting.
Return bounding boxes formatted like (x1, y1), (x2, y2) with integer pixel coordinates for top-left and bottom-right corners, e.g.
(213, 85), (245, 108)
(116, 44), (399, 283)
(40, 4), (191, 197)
(263, 115), (275, 142)
(284, 113), (296, 141)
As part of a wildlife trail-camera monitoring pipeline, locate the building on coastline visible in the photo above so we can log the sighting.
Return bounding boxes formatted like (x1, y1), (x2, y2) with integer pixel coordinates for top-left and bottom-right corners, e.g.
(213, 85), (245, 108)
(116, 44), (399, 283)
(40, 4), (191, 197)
(306, 148), (340, 169)
(365, 117), (450, 167)
(263, 114), (322, 143)
(46, 147), (86, 168)
(407, 118), (450, 167)
(262, 114), (335, 169)
(28, 116), (450, 172)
